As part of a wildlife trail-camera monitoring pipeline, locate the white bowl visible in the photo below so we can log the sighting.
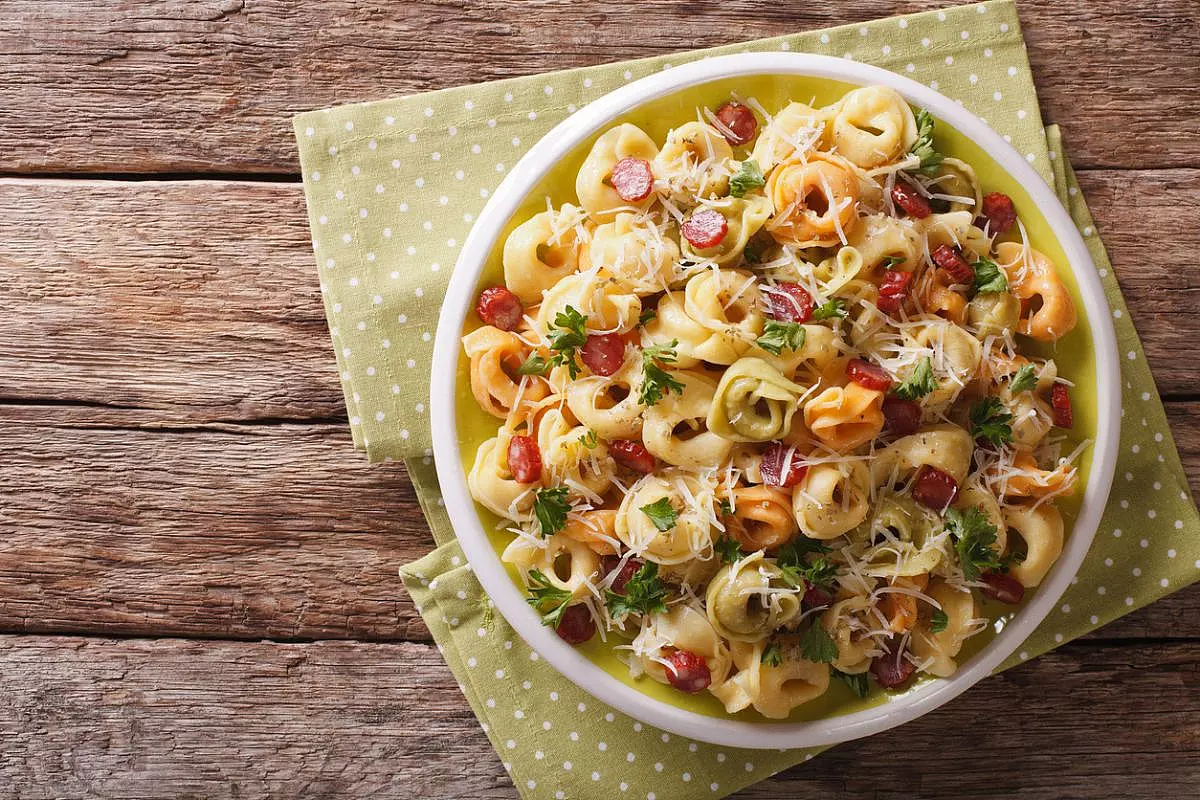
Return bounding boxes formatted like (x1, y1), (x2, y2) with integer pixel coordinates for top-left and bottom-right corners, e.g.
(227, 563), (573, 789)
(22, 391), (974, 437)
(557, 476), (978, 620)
(431, 53), (1120, 749)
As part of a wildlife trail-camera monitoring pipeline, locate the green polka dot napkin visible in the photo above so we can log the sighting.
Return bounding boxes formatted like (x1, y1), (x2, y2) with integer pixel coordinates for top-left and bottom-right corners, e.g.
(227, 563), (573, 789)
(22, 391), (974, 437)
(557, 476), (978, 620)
(292, 2), (1200, 797)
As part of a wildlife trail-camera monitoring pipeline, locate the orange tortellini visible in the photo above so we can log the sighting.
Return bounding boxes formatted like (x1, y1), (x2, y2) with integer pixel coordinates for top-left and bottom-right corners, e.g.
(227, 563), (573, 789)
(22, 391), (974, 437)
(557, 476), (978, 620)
(459, 83), (1087, 719)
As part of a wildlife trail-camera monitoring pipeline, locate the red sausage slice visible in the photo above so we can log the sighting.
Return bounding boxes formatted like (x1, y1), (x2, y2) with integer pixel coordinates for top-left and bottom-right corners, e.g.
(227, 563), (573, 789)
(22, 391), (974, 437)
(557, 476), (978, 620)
(764, 282), (814, 323)
(681, 208), (729, 249)
(475, 286), (524, 331)
(876, 269), (913, 315)
(555, 604), (596, 645)
(506, 435), (542, 484)
(579, 333), (627, 377)
(610, 157), (655, 203)
(882, 396), (923, 436)
(601, 556), (644, 596)
(871, 637), (916, 688)
(846, 359), (893, 392)
(714, 101), (758, 145)
(892, 179), (932, 219)
(910, 465), (959, 510)
(979, 572), (1025, 605)
(760, 442), (809, 488)
(665, 649), (711, 693)
(931, 244), (975, 285)
(980, 192), (1018, 234)
(610, 439), (656, 474)
(1050, 383), (1073, 429)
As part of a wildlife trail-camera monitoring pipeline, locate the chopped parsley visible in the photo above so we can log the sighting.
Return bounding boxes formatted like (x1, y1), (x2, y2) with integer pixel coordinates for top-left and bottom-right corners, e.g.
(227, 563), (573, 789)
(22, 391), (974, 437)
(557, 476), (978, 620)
(777, 538), (838, 591)
(969, 396), (1014, 448)
(639, 497), (678, 532)
(532, 486), (571, 537)
(833, 668), (871, 698)
(638, 307), (657, 327)
(799, 623), (838, 664)
(1009, 363), (1038, 394)
(930, 608), (949, 634)
(638, 340), (685, 406)
(810, 299), (848, 321)
(881, 255), (906, 270)
(714, 535), (743, 565)
(718, 499), (734, 516)
(761, 641), (784, 667)
(755, 320), (806, 356)
(546, 305), (589, 379)
(577, 429), (599, 449)
(516, 352), (550, 376)
(944, 506), (1004, 581)
(605, 562), (669, 621)
(729, 159), (766, 198)
(971, 257), (1009, 294)
(909, 108), (944, 176)
(892, 356), (938, 401)
(525, 569), (573, 627)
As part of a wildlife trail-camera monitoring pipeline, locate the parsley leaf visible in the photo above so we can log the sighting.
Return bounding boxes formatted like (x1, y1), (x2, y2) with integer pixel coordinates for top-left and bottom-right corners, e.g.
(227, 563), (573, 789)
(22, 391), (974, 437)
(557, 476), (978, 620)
(945, 506), (1004, 581)
(755, 320), (806, 356)
(546, 305), (589, 379)
(799, 623), (838, 664)
(638, 340), (685, 406)
(1009, 363), (1038, 394)
(969, 397), (1014, 448)
(714, 535), (743, 565)
(525, 568), (573, 627)
(833, 668), (871, 698)
(729, 159), (766, 198)
(578, 429), (598, 449)
(532, 486), (571, 537)
(892, 356), (938, 401)
(776, 539), (838, 591)
(909, 109), (944, 176)
(718, 499), (734, 516)
(639, 497), (678, 532)
(881, 255), (905, 270)
(605, 562), (669, 621)
(761, 641), (784, 667)
(810, 299), (848, 321)
(638, 308), (657, 327)
(971, 257), (1009, 294)
(516, 352), (550, 376)
(930, 608), (949, 634)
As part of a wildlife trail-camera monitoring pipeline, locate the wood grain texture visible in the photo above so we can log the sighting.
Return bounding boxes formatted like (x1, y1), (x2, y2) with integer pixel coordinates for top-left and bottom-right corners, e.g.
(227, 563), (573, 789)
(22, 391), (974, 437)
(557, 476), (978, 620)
(0, 635), (1195, 799)
(0, 1), (1196, 175)
(0, 400), (1196, 644)
(1, 171), (1197, 431)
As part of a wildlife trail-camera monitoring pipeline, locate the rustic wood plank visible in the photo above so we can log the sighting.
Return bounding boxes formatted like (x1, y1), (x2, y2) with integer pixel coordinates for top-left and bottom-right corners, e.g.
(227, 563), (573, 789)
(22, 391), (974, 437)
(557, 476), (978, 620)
(0, 1), (1196, 175)
(0, 171), (1197, 429)
(0, 635), (1194, 798)
(0, 401), (1196, 643)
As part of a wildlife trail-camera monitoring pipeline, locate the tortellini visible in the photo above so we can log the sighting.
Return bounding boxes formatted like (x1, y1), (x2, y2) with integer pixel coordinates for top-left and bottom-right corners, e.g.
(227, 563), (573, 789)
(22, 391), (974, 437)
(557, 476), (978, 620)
(461, 83), (1087, 717)
(576, 123), (659, 215)
(707, 357), (805, 443)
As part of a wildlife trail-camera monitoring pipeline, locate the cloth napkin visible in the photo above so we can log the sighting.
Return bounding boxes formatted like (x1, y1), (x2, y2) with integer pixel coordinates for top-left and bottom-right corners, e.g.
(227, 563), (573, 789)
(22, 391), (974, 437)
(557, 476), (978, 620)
(293, 2), (1200, 797)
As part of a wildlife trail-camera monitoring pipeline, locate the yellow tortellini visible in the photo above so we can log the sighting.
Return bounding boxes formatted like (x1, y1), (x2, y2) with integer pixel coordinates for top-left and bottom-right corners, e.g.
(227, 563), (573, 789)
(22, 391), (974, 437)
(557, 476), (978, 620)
(910, 581), (977, 677)
(751, 102), (827, 173)
(467, 430), (534, 521)
(707, 357), (805, 443)
(871, 424), (975, 488)
(1003, 503), (1065, 588)
(711, 636), (830, 718)
(502, 204), (586, 304)
(636, 605), (731, 688)
(706, 552), (802, 642)
(501, 533), (601, 600)
(533, 408), (615, 498)
(535, 270), (642, 335)
(848, 213), (922, 273)
(587, 212), (679, 295)
(616, 470), (717, 565)
(849, 492), (946, 578)
(654, 121), (735, 203)
(822, 596), (878, 674)
(792, 461), (872, 539)
(829, 86), (918, 168)
(576, 123), (659, 215)
(642, 370), (734, 468)
(564, 356), (644, 440)
(680, 196), (772, 266)
(680, 268), (765, 365)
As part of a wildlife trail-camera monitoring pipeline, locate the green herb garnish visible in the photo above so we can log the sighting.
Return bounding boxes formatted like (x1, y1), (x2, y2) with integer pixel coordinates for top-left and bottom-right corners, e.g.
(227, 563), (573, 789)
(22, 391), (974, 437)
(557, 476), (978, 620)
(969, 396), (1014, 448)
(532, 486), (571, 537)
(525, 568), (573, 627)
(930, 608), (949, 634)
(546, 305), (589, 378)
(638, 340), (685, 406)
(714, 535), (744, 565)
(944, 506), (1004, 581)
(578, 429), (599, 449)
(639, 497), (678, 532)
(971, 257), (1009, 294)
(799, 623), (838, 664)
(755, 320), (806, 356)
(605, 562), (669, 621)
(892, 356), (938, 401)
(810, 299), (848, 321)
(516, 352), (550, 376)
(776, 538), (838, 591)
(1009, 363), (1038, 394)
(833, 668), (871, 698)
(729, 159), (766, 198)
(761, 641), (784, 667)
(909, 109), (944, 176)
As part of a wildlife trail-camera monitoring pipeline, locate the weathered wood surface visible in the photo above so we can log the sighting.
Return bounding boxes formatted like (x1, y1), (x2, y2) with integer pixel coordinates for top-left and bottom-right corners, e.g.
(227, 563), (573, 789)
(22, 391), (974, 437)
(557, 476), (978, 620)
(0, 1), (1197, 175)
(1, 170), (1198, 422)
(1, 400), (1197, 644)
(0, 635), (1194, 799)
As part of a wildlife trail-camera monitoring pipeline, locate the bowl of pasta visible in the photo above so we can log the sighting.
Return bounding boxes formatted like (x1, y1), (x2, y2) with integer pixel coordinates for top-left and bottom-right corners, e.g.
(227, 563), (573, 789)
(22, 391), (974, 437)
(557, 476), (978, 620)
(431, 53), (1119, 748)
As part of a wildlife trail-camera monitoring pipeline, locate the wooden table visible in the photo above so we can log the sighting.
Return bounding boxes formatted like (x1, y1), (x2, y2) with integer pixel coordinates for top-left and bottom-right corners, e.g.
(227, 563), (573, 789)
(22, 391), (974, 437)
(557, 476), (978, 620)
(1, 1), (1197, 796)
